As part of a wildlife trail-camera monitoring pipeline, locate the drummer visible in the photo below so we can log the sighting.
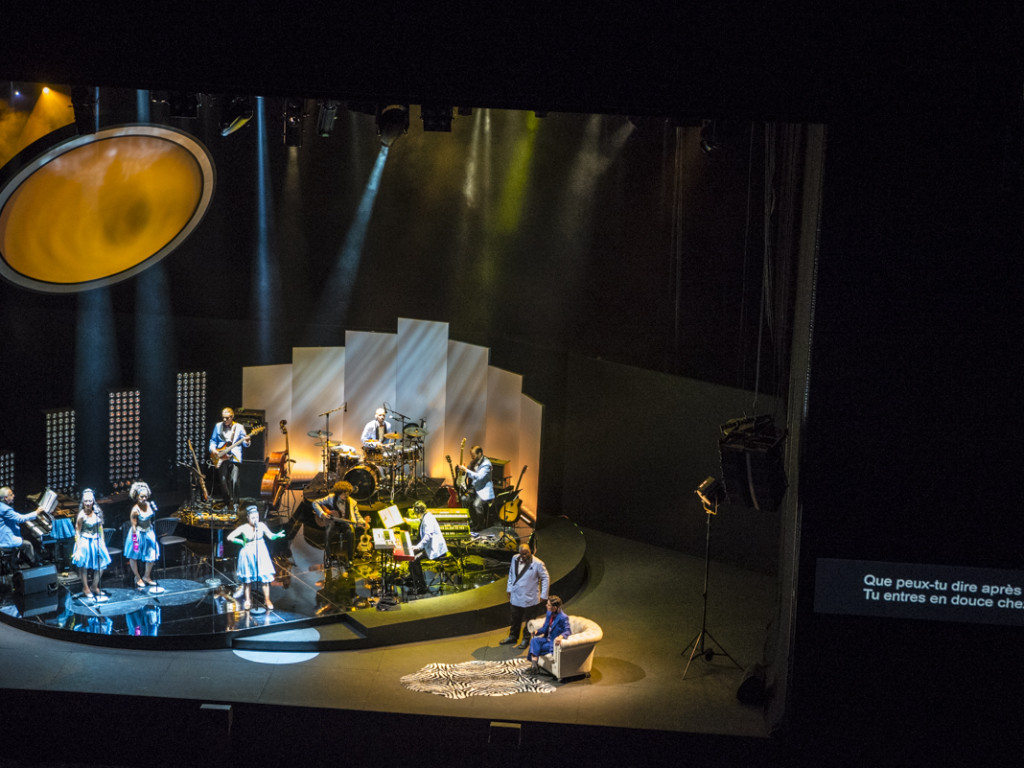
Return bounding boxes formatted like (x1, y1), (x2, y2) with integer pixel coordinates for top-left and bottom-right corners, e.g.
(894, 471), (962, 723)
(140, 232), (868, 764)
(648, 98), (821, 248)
(361, 407), (393, 445)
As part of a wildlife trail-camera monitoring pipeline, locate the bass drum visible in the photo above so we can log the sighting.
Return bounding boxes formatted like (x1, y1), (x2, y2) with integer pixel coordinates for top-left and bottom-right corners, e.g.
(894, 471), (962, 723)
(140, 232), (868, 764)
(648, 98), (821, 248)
(345, 464), (381, 501)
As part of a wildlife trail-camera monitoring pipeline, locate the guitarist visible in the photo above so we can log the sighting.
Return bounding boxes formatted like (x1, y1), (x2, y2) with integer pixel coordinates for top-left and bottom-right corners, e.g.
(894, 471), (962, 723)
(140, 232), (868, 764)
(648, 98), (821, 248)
(208, 407), (251, 511)
(457, 445), (494, 530)
(310, 480), (370, 568)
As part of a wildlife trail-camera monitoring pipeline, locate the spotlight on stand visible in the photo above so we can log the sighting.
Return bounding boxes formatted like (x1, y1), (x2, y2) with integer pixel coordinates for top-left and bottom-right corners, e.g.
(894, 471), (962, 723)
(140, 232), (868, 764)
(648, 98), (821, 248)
(420, 104), (453, 132)
(220, 96), (253, 137)
(376, 104), (409, 147)
(695, 476), (726, 513)
(700, 119), (722, 154)
(283, 98), (305, 147)
(316, 99), (340, 137)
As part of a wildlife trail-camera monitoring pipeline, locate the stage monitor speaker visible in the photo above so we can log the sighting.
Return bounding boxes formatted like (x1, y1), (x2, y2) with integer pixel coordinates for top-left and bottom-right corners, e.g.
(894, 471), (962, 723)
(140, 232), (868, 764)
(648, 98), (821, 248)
(720, 428), (787, 512)
(237, 460), (266, 499)
(13, 563), (58, 595)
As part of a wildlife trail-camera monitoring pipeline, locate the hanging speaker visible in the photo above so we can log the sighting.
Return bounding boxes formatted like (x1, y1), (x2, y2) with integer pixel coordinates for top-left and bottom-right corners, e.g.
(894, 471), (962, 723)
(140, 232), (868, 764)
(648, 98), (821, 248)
(719, 418), (787, 512)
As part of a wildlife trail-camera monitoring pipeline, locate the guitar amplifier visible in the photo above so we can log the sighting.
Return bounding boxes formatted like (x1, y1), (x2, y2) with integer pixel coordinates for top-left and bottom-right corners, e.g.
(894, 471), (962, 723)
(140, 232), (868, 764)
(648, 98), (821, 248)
(14, 563), (58, 595)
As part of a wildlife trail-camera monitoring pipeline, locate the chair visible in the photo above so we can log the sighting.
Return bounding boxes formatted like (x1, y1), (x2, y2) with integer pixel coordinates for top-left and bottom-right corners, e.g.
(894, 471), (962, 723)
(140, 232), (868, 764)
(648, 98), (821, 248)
(153, 517), (187, 576)
(526, 615), (603, 681)
(103, 525), (124, 584)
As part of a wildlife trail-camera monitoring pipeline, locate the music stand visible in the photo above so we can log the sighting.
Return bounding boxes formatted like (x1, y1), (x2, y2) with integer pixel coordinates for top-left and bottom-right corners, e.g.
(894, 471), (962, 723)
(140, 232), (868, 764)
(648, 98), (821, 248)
(682, 476), (743, 679)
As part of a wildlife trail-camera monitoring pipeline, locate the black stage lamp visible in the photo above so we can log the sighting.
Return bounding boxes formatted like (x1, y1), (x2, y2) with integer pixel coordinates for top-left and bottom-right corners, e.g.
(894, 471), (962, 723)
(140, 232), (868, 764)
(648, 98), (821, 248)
(220, 96), (254, 137)
(420, 105), (453, 132)
(283, 98), (305, 147)
(695, 476), (726, 512)
(376, 104), (409, 147)
(316, 99), (340, 137)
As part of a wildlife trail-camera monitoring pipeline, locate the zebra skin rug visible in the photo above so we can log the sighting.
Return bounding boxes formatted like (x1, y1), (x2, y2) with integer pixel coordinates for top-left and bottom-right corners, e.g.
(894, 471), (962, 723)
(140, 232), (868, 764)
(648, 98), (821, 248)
(400, 659), (557, 698)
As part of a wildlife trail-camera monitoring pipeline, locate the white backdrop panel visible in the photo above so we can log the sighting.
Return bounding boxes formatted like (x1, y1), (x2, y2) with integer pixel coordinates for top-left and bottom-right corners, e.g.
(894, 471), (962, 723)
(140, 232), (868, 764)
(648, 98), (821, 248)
(444, 341), (489, 467)
(485, 366), (523, 487)
(518, 394), (543, 517)
(242, 364), (293, 457)
(291, 347), (346, 480)
(345, 330), (397, 450)
(397, 318), (449, 478)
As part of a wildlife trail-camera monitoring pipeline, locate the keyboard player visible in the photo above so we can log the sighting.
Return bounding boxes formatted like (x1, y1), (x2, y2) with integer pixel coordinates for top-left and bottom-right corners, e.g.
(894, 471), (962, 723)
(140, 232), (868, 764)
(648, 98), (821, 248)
(0, 486), (45, 568)
(407, 501), (448, 595)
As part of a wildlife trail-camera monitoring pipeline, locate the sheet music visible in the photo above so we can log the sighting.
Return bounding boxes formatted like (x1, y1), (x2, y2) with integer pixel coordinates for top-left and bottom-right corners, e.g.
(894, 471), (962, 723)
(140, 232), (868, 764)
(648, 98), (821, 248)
(39, 488), (59, 516)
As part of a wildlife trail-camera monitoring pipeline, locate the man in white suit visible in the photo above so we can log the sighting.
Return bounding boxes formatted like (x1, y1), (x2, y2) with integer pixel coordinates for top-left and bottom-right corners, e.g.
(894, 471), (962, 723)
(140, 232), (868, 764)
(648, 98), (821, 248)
(500, 543), (549, 649)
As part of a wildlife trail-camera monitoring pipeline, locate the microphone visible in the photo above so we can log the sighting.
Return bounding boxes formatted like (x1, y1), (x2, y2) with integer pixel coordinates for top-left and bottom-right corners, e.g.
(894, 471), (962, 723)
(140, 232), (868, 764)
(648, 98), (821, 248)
(344, 401), (347, 413)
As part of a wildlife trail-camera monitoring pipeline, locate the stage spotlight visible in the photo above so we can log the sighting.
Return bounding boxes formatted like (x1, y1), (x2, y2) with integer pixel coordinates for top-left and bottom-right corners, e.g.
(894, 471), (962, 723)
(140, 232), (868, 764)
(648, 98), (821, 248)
(420, 105), (453, 132)
(700, 120), (722, 154)
(70, 85), (97, 135)
(220, 95), (254, 137)
(376, 104), (409, 147)
(167, 91), (199, 119)
(283, 98), (305, 147)
(316, 99), (340, 137)
(695, 476), (726, 512)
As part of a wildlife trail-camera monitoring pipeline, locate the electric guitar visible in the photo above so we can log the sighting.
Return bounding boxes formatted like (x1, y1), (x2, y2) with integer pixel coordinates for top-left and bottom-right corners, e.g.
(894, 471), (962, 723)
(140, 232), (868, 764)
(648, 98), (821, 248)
(455, 437), (467, 493)
(210, 423), (265, 468)
(444, 454), (461, 506)
(499, 465), (527, 523)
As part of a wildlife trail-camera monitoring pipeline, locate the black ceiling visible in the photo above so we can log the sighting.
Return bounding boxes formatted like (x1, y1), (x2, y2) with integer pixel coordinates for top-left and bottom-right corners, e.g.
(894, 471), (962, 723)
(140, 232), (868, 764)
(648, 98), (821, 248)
(2, 6), (1021, 122)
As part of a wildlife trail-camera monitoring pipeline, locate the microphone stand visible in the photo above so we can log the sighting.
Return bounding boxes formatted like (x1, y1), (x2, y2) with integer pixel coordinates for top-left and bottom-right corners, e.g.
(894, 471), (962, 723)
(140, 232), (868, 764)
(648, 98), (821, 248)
(317, 404), (345, 480)
(187, 440), (220, 587)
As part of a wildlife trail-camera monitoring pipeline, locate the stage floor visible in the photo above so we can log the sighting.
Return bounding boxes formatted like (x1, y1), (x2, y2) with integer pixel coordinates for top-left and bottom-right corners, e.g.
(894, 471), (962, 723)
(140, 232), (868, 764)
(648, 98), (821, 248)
(0, 516), (586, 650)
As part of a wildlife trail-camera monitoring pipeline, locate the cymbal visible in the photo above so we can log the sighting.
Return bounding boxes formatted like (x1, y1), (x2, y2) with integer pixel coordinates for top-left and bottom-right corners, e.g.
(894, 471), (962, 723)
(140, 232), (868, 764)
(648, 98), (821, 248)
(383, 432), (402, 440)
(308, 430), (333, 438)
(404, 426), (428, 438)
(313, 440), (340, 447)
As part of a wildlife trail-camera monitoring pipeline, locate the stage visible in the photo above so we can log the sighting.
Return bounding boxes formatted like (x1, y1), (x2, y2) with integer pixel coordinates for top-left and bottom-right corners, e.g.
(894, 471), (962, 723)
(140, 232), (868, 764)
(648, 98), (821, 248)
(0, 516), (588, 651)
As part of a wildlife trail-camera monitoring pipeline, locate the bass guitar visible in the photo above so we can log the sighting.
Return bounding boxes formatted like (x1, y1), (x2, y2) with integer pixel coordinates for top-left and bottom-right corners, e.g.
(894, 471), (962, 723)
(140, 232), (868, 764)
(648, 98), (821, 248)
(210, 424), (265, 467)
(455, 437), (467, 493)
(261, 420), (290, 508)
(499, 465), (527, 523)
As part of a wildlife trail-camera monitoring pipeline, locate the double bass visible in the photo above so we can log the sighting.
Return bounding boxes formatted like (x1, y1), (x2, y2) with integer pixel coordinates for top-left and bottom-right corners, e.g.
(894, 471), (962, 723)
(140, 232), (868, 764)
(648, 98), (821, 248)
(261, 421), (291, 508)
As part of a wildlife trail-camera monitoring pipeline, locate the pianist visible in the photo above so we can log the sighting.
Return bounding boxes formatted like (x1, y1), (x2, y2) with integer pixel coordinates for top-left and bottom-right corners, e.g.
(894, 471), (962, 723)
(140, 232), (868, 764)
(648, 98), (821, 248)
(0, 486), (44, 568)
(408, 501), (448, 594)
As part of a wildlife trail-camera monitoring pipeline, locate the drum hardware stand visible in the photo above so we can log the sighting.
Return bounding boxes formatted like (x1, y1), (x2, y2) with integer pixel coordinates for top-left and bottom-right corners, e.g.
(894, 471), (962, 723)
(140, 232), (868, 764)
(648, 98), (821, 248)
(682, 477), (743, 679)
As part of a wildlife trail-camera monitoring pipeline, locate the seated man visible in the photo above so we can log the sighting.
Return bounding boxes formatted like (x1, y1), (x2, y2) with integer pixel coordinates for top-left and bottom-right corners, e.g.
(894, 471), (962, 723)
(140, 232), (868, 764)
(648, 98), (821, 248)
(311, 481), (369, 567)
(407, 501), (448, 594)
(526, 595), (572, 671)
(0, 486), (44, 568)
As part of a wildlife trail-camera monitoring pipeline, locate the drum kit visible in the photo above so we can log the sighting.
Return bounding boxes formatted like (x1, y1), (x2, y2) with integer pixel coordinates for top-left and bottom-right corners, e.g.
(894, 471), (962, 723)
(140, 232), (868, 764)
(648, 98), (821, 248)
(307, 422), (428, 503)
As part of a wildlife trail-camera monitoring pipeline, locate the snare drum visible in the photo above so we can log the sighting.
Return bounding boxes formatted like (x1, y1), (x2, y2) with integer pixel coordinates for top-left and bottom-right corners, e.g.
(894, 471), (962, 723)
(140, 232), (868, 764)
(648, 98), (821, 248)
(362, 441), (384, 463)
(345, 464), (381, 501)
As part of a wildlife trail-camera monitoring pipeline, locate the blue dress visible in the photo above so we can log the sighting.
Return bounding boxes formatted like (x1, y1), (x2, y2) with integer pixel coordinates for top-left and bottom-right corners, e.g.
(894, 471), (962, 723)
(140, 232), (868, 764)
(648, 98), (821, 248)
(71, 515), (112, 570)
(232, 523), (275, 584)
(125, 507), (160, 562)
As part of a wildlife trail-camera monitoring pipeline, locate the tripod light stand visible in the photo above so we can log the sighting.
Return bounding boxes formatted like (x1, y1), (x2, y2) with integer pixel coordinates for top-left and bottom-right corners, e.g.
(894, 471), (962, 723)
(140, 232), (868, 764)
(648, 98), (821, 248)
(682, 476), (743, 679)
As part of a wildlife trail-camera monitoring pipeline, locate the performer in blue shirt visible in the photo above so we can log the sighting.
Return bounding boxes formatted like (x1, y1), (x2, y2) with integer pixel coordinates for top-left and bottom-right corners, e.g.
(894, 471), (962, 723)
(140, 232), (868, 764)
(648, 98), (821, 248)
(209, 407), (250, 510)
(0, 486), (43, 567)
(458, 445), (495, 530)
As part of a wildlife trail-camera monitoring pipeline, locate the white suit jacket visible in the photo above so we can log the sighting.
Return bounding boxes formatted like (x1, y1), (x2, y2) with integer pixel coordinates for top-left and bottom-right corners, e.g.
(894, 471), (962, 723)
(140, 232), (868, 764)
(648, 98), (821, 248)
(506, 554), (549, 608)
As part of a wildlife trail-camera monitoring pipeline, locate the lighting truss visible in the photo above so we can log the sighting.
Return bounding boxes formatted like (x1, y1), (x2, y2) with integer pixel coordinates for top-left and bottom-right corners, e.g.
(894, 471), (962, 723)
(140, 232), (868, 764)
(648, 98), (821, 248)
(0, 450), (15, 489)
(45, 408), (76, 494)
(108, 390), (141, 493)
(176, 371), (207, 467)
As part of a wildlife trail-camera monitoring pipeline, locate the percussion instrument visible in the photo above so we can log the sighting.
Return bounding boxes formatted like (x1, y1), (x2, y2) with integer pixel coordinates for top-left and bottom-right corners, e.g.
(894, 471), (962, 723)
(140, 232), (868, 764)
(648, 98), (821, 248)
(362, 440), (385, 463)
(345, 464), (381, 501)
(329, 445), (360, 474)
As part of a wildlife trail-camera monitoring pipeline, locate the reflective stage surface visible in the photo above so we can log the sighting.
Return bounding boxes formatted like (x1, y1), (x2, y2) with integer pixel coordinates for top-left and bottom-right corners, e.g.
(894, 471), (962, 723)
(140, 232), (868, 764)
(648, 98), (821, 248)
(0, 517), (586, 651)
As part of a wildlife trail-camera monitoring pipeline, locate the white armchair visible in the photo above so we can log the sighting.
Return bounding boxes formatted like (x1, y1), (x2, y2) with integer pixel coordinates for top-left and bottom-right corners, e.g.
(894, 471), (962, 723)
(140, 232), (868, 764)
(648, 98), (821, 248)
(526, 614), (603, 681)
